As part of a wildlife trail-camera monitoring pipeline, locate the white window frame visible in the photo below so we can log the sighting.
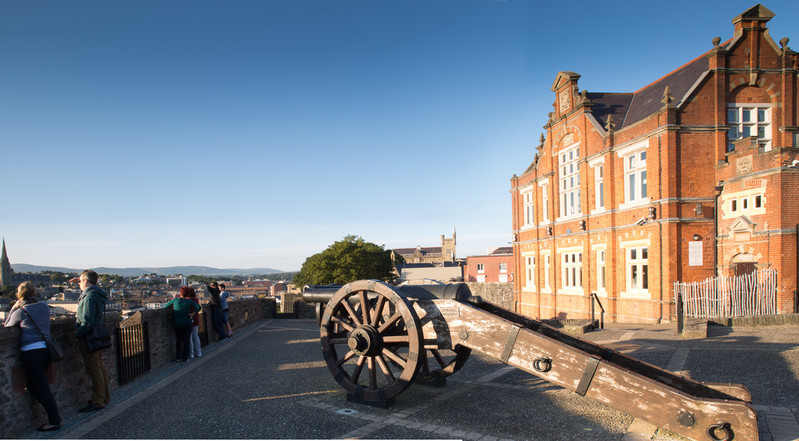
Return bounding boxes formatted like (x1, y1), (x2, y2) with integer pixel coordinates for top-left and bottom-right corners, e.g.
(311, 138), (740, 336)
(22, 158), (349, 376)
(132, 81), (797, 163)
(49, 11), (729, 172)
(595, 164), (605, 212)
(728, 103), (771, 151)
(722, 191), (766, 218)
(524, 191), (535, 228)
(477, 263), (485, 274)
(595, 247), (607, 295)
(541, 251), (551, 293)
(560, 250), (583, 293)
(499, 262), (508, 274)
(523, 254), (536, 292)
(558, 144), (581, 219)
(626, 151), (647, 204)
(539, 180), (550, 223)
(620, 243), (649, 298)
(519, 184), (536, 230)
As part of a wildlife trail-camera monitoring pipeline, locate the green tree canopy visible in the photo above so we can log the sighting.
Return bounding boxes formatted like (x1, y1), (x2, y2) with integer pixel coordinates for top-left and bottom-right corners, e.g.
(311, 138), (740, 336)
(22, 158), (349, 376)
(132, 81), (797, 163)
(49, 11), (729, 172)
(293, 235), (400, 286)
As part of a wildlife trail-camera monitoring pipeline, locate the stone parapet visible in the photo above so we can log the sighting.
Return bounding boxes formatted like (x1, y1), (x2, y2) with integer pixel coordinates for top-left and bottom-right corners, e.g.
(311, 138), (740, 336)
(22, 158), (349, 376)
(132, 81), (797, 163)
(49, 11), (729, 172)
(0, 298), (270, 438)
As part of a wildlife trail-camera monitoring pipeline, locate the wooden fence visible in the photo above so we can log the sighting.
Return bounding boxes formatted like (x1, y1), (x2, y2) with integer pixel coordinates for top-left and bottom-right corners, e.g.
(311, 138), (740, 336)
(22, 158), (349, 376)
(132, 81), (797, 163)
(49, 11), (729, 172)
(674, 268), (778, 318)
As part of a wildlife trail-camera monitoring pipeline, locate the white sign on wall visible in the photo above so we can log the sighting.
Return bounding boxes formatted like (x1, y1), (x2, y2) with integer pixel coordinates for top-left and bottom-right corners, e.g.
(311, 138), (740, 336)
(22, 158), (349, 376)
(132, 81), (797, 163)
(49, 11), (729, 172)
(689, 241), (703, 266)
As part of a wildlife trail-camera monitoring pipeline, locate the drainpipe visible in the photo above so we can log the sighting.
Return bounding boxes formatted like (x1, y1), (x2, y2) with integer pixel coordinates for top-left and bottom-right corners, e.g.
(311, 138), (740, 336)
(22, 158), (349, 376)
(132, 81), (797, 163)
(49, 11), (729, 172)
(714, 183), (725, 277)
(795, 223), (798, 313)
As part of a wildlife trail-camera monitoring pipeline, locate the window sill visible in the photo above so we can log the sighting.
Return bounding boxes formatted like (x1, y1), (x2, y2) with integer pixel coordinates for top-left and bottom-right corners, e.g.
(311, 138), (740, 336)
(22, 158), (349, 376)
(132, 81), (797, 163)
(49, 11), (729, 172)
(620, 290), (650, 299)
(619, 199), (649, 211)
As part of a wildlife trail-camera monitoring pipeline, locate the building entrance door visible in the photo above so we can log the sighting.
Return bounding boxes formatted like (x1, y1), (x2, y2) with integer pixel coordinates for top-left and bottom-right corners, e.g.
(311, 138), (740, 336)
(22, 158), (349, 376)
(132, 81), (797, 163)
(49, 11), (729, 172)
(733, 262), (756, 277)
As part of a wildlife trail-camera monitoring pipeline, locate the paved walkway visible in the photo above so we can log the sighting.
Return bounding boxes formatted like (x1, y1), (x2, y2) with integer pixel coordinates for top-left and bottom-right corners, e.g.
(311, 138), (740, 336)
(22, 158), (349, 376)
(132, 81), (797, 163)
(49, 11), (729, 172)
(18, 319), (799, 440)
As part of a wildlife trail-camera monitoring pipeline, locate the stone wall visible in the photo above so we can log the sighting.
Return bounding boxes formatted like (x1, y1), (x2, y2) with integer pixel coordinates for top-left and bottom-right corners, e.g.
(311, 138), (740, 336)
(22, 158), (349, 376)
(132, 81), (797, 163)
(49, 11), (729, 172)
(0, 313), (120, 438)
(0, 298), (270, 438)
(464, 282), (514, 310)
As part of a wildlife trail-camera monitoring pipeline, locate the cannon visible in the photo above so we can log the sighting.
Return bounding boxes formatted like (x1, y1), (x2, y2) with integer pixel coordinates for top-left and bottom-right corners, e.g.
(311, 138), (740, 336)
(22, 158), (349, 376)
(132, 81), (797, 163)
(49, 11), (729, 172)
(302, 280), (757, 441)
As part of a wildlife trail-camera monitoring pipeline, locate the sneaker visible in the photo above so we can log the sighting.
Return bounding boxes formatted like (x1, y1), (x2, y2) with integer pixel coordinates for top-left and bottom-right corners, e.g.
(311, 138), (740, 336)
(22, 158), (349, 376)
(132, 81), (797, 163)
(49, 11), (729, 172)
(220, 337), (229, 342)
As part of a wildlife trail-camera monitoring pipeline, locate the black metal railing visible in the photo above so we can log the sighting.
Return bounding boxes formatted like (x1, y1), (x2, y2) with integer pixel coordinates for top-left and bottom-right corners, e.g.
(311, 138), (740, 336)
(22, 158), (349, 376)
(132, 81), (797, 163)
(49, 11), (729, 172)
(116, 322), (151, 385)
(590, 292), (605, 329)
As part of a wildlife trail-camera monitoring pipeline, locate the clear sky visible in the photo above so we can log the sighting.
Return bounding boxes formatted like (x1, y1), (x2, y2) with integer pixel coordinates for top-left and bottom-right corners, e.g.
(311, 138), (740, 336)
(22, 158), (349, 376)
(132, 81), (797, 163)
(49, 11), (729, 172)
(1, 0), (797, 272)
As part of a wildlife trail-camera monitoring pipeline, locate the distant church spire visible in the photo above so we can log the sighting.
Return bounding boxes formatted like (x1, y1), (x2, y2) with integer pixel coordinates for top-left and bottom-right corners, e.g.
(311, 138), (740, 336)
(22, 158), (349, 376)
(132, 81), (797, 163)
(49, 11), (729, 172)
(1, 239), (13, 289)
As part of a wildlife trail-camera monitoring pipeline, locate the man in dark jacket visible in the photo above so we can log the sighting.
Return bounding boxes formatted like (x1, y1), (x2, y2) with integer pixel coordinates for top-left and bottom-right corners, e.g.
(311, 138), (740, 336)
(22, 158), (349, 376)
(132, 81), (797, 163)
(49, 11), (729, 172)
(206, 282), (227, 341)
(73, 270), (110, 412)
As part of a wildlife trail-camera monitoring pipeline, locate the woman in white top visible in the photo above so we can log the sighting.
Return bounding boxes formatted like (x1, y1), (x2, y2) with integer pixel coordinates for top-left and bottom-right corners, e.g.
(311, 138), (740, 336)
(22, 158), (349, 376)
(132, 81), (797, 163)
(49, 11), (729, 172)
(3, 281), (62, 431)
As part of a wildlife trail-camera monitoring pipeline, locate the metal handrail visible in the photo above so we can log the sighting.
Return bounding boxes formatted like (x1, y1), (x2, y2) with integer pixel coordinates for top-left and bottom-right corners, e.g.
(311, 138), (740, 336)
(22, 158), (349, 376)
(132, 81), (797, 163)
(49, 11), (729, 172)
(590, 292), (605, 329)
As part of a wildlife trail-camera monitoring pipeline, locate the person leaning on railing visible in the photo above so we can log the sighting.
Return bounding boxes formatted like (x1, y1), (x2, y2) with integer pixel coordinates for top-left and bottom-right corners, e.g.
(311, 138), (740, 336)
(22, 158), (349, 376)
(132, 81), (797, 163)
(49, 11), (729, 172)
(3, 281), (62, 431)
(70, 270), (110, 413)
(165, 286), (201, 362)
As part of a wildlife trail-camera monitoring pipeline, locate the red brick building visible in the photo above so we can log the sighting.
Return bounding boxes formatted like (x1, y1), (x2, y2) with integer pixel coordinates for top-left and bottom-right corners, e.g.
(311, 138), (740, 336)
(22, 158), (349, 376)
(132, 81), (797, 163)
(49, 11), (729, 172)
(464, 247), (515, 283)
(510, 4), (798, 323)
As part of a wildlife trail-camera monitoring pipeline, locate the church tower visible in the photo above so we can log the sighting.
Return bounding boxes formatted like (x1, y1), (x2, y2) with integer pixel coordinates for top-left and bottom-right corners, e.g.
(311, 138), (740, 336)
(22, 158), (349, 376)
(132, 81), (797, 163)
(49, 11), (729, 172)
(1, 239), (13, 289)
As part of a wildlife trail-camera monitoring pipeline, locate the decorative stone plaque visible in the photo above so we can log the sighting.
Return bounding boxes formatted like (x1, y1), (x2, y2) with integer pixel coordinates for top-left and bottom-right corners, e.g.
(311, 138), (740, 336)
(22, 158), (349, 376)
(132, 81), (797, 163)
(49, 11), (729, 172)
(736, 155), (753, 175)
(689, 241), (703, 266)
(559, 90), (570, 112)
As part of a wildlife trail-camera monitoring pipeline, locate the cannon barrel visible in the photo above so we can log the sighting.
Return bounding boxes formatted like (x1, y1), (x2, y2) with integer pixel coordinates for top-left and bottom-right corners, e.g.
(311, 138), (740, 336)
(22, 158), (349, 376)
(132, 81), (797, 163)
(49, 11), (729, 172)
(302, 282), (481, 304)
(301, 285), (342, 304)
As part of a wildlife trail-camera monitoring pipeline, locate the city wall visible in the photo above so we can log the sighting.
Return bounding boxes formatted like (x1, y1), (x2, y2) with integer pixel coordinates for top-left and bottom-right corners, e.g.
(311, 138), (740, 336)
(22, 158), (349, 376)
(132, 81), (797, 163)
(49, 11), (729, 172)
(464, 282), (514, 310)
(0, 298), (274, 438)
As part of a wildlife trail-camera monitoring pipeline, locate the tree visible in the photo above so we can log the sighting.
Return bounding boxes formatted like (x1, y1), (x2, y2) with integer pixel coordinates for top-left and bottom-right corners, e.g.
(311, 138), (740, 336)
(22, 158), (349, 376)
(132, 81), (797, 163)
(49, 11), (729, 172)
(293, 235), (399, 286)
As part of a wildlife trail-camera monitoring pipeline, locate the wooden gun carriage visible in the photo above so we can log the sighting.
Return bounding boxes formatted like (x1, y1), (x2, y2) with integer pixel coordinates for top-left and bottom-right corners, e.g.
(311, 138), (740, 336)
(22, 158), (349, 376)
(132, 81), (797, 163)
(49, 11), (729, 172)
(302, 280), (757, 441)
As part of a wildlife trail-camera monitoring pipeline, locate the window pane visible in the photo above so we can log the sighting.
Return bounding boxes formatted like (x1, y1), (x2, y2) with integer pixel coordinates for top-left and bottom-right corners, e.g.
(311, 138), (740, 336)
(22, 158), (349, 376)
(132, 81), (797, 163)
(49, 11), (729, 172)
(640, 151), (646, 164)
(755, 195), (762, 207)
(631, 248), (637, 260)
(729, 127), (739, 139)
(631, 266), (638, 289)
(742, 126), (751, 138)
(642, 265), (648, 290)
(728, 109), (738, 122)
(742, 109), (751, 122)
(757, 109), (766, 122)
(642, 247), (648, 259)
(758, 126), (765, 139)
(732, 200), (737, 211)
(629, 174), (636, 200)
(599, 183), (604, 207)
(641, 171), (647, 198)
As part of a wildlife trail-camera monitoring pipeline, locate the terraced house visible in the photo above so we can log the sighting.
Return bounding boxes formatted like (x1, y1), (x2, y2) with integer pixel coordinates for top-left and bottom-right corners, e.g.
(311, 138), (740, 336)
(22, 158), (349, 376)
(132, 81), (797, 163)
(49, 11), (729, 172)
(510, 4), (799, 323)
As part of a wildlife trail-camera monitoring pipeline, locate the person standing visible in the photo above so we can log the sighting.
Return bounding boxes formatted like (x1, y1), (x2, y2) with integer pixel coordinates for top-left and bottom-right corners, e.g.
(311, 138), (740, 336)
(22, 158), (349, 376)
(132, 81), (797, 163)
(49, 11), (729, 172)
(187, 288), (202, 359)
(73, 270), (110, 413)
(206, 282), (227, 341)
(164, 286), (201, 362)
(3, 282), (62, 431)
(219, 283), (233, 337)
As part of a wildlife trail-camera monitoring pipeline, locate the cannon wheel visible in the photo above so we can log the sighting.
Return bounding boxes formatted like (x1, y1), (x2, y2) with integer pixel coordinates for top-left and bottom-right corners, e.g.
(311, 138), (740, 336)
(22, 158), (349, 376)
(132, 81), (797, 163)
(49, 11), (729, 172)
(320, 280), (423, 404)
(419, 346), (471, 380)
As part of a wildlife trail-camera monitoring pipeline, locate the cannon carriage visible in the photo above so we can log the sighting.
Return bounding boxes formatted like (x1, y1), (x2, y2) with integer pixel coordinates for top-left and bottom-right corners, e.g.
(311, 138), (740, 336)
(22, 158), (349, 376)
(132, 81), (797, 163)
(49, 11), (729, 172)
(302, 280), (757, 441)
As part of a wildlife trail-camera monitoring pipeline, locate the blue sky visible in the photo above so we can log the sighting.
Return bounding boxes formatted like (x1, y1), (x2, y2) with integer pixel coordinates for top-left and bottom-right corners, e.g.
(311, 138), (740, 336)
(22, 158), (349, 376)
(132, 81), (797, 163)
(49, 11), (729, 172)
(1, 0), (797, 272)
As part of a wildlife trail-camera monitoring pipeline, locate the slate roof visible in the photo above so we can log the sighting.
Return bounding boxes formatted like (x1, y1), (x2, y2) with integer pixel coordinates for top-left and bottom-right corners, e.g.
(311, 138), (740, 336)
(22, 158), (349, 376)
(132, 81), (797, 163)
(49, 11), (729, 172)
(587, 48), (715, 131)
(394, 247), (442, 256)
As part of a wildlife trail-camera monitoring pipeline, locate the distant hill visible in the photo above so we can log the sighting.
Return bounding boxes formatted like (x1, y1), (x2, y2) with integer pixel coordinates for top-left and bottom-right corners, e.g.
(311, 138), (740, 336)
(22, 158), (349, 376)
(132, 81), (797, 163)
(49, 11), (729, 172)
(11, 264), (286, 278)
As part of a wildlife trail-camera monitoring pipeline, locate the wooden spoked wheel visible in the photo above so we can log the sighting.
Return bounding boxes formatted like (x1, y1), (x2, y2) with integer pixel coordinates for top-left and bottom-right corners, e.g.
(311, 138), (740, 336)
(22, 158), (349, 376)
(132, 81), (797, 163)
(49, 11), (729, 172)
(419, 346), (471, 379)
(320, 280), (423, 403)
